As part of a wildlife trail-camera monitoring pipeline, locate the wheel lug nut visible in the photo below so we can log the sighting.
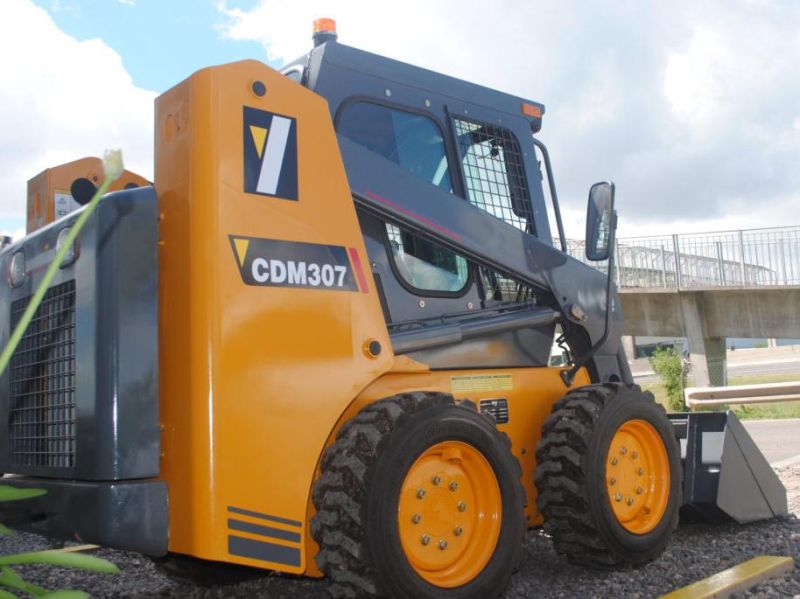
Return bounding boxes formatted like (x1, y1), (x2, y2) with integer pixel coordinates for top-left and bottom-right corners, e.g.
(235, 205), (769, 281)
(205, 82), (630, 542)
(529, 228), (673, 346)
(432, 475), (442, 486)
(627, 497), (635, 506)
(611, 457), (618, 466)
(636, 486), (643, 495)
(632, 451), (639, 459)
(615, 493), (623, 502)
(421, 534), (430, 545)
(638, 467), (645, 475)
(416, 488), (426, 499)
(620, 447), (628, 455)
(458, 501), (467, 512)
(454, 526), (463, 536)
(609, 477), (617, 486)
(438, 539), (448, 550)
(449, 481), (459, 491)
(411, 513), (422, 524)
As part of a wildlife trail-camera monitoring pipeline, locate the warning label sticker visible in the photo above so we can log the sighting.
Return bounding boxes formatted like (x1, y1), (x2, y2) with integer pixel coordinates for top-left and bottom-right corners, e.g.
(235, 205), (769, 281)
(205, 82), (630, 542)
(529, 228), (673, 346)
(54, 191), (80, 219)
(450, 374), (513, 393)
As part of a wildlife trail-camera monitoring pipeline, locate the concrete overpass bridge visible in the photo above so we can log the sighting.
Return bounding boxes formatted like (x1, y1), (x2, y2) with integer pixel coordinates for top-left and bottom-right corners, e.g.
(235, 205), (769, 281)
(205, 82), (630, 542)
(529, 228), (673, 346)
(567, 226), (800, 386)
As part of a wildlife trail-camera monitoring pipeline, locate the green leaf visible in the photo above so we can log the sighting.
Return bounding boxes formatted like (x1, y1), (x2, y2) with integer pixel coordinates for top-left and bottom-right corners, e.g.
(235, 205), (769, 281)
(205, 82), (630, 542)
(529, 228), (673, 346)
(0, 569), (22, 588)
(0, 566), (48, 596)
(0, 566), (35, 593)
(0, 486), (46, 503)
(0, 551), (119, 574)
(0, 589), (17, 599)
(0, 567), (25, 593)
(0, 522), (14, 537)
(41, 592), (89, 599)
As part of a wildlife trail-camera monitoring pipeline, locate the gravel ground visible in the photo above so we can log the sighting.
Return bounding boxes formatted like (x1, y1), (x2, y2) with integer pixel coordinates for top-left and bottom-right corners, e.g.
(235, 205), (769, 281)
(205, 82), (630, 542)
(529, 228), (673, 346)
(2, 465), (799, 598)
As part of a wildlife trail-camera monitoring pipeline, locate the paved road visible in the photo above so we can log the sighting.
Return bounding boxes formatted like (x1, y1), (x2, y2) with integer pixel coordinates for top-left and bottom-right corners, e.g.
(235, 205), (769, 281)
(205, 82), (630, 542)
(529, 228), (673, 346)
(634, 358), (800, 383)
(743, 418), (800, 464)
(731, 358), (800, 378)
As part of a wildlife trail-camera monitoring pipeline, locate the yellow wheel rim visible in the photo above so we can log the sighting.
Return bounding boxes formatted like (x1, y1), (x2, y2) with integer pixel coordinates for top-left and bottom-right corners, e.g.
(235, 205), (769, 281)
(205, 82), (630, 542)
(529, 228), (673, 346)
(397, 440), (502, 588)
(605, 419), (670, 534)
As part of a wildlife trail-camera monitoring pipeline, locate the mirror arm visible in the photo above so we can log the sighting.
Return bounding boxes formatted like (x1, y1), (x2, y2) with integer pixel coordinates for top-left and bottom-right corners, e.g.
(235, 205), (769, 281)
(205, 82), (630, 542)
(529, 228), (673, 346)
(561, 210), (618, 387)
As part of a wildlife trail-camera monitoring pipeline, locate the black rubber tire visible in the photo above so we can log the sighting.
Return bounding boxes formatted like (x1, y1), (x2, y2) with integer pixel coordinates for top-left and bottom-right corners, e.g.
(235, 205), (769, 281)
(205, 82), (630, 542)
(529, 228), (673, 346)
(534, 383), (681, 568)
(311, 392), (526, 599)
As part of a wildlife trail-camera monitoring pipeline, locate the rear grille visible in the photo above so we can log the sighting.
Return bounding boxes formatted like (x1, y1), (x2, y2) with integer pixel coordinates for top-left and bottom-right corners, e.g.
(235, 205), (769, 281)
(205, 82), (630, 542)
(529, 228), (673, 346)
(9, 280), (77, 469)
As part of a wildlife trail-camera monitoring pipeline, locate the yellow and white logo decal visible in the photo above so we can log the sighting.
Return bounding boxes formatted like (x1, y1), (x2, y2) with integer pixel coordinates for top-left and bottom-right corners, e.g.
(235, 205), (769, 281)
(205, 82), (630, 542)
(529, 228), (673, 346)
(243, 106), (298, 200)
(230, 235), (370, 293)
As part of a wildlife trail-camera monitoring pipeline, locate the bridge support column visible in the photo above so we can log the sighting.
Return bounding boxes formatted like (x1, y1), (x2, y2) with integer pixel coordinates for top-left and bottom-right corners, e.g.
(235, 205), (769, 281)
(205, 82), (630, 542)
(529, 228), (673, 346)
(622, 336), (636, 361)
(680, 293), (727, 387)
(703, 337), (728, 387)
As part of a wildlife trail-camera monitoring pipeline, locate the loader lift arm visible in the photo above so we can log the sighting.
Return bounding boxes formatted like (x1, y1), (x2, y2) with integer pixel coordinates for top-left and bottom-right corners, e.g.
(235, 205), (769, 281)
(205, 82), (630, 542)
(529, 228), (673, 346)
(340, 136), (631, 383)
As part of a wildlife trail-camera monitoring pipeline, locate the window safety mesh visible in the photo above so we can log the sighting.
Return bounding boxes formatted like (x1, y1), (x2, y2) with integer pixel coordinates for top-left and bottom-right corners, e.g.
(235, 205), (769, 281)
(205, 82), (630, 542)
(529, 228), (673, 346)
(9, 280), (77, 469)
(480, 268), (535, 303)
(453, 117), (532, 232)
(454, 117), (535, 302)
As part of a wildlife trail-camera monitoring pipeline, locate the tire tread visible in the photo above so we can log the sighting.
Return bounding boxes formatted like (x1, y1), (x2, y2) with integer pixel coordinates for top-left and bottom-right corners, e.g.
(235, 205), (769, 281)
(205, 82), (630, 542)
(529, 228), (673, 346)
(311, 393), (451, 598)
(311, 391), (525, 597)
(534, 383), (679, 568)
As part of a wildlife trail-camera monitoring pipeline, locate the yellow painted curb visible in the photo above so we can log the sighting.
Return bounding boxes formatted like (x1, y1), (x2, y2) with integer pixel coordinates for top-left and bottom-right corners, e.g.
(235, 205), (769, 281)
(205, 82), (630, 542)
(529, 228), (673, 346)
(660, 555), (794, 599)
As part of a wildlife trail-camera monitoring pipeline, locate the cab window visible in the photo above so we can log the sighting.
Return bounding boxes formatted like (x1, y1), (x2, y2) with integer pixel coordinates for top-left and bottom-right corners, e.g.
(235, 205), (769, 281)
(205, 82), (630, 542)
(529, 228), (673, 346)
(386, 223), (468, 293)
(339, 102), (469, 294)
(454, 117), (535, 302)
(338, 102), (453, 192)
(453, 117), (533, 232)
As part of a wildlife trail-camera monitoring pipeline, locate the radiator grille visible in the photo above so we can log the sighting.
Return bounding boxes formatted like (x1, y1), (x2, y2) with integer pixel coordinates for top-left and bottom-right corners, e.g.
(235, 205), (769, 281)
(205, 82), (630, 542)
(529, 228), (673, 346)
(9, 280), (77, 469)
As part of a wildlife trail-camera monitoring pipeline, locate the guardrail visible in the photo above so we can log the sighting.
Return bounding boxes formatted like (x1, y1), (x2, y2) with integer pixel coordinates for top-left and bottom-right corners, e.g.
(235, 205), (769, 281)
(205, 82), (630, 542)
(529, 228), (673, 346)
(684, 381), (800, 408)
(565, 225), (800, 289)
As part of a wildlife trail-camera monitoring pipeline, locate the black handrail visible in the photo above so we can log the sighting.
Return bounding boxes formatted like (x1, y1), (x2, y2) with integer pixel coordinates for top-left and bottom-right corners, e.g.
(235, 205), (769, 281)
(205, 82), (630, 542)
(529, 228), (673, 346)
(532, 138), (567, 253)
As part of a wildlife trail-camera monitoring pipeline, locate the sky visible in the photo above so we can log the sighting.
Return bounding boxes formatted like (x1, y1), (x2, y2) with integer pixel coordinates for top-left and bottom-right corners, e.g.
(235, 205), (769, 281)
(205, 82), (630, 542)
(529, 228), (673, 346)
(1, 0), (798, 240)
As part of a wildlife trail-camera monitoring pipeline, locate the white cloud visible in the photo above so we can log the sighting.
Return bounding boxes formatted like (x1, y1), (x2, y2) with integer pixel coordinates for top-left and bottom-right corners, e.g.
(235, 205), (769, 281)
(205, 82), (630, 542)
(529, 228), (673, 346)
(118, 0), (136, 6)
(217, 0), (800, 237)
(48, 0), (75, 13)
(0, 0), (154, 226)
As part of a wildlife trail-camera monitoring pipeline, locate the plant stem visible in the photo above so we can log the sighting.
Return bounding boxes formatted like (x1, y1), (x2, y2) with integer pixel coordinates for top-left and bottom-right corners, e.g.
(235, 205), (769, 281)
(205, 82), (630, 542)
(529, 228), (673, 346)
(0, 177), (114, 376)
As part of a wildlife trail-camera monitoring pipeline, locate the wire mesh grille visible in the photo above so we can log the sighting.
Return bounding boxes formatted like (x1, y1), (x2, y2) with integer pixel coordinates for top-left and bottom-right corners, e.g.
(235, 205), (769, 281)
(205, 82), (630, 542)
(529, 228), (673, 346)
(480, 268), (535, 303)
(453, 117), (532, 232)
(9, 280), (77, 469)
(453, 117), (535, 301)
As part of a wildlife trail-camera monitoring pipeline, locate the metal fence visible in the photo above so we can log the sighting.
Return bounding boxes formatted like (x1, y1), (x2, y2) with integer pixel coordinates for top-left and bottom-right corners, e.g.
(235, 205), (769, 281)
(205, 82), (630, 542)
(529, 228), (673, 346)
(565, 226), (800, 289)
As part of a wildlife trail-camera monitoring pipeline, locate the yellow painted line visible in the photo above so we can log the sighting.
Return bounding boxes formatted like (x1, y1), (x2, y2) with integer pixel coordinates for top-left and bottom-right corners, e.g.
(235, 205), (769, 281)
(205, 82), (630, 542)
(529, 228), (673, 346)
(660, 556), (794, 599)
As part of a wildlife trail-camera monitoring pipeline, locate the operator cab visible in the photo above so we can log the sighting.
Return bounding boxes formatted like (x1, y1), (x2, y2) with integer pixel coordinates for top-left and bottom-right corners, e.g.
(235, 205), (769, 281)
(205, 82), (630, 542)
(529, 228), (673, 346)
(282, 21), (568, 369)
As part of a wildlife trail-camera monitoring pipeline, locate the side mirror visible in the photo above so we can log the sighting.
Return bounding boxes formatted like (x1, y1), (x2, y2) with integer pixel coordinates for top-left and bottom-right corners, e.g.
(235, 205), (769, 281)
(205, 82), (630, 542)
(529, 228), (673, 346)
(585, 181), (616, 262)
(563, 182), (618, 386)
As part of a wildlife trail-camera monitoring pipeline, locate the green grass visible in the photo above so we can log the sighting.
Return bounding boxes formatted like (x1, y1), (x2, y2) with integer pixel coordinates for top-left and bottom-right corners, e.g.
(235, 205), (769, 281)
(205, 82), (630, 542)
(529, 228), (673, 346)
(728, 372), (800, 385)
(732, 401), (800, 420)
(643, 371), (800, 420)
(641, 381), (669, 407)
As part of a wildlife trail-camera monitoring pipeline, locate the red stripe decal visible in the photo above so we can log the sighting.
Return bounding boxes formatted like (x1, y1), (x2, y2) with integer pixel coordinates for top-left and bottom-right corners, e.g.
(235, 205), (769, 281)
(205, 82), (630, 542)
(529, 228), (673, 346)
(348, 247), (369, 294)
(365, 191), (464, 242)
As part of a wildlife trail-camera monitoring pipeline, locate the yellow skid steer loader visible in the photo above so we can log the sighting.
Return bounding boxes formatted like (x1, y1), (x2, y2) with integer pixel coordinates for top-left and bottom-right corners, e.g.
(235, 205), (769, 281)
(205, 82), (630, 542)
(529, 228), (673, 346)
(0, 19), (786, 599)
